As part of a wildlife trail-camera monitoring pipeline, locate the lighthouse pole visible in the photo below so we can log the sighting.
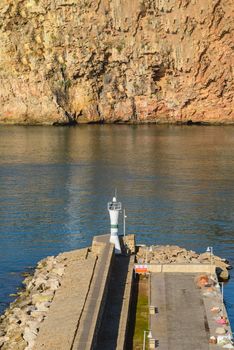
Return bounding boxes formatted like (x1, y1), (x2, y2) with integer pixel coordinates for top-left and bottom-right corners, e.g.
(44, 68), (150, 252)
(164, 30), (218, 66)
(108, 196), (122, 254)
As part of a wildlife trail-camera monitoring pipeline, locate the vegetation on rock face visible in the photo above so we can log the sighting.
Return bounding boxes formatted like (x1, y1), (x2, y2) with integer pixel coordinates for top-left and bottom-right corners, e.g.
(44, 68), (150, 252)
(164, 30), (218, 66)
(0, 0), (233, 125)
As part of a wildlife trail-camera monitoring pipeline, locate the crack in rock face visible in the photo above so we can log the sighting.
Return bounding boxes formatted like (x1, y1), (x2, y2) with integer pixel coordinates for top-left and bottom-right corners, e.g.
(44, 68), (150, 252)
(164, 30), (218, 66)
(0, 0), (233, 125)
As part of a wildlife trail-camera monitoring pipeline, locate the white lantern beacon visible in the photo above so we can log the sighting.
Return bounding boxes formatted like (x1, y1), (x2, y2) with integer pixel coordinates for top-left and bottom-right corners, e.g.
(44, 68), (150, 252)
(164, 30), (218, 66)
(108, 195), (122, 254)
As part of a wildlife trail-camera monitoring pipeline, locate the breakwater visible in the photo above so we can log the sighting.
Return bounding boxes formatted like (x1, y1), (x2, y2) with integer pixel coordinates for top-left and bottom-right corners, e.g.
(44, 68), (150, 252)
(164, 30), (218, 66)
(0, 249), (86, 350)
(136, 245), (231, 280)
(0, 235), (134, 350)
(0, 235), (232, 350)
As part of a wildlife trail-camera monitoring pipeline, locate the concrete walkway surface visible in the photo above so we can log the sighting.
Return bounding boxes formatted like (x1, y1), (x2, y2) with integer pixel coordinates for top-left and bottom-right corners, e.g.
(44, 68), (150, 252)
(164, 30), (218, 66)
(150, 273), (209, 350)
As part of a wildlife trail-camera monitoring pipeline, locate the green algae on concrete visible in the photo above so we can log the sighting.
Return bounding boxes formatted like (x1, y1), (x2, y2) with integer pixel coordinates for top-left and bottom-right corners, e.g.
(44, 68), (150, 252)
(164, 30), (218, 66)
(133, 275), (149, 350)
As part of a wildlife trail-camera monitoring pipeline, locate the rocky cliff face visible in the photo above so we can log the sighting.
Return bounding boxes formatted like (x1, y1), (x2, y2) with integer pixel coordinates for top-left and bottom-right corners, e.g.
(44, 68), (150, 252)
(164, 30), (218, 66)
(0, 0), (233, 125)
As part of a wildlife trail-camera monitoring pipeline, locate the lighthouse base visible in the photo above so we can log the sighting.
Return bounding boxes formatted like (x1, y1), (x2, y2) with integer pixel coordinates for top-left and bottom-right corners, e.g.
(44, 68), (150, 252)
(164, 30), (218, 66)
(110, 235), (122, 254)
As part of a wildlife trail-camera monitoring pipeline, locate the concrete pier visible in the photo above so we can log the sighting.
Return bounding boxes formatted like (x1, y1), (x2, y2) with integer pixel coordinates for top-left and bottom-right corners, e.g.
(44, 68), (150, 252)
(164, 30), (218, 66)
(1, 237), (232, 350)
(32, 234), (134, 350)
(31, 240), (233, 350)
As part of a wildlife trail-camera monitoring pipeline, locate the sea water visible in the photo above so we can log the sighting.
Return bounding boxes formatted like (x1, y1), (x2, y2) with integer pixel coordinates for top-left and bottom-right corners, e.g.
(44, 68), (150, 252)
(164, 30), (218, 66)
(0, 125), (233, 326)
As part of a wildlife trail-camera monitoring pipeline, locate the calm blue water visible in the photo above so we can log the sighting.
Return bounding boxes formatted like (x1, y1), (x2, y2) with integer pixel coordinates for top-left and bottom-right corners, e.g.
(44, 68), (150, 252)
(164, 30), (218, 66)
(0, 125), (234, 326)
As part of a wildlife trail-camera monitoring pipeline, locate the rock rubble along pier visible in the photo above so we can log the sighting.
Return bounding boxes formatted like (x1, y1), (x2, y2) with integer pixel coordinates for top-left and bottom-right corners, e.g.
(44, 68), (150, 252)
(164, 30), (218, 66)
(136, 244), (231, 281)
(0, 237), (232, 350)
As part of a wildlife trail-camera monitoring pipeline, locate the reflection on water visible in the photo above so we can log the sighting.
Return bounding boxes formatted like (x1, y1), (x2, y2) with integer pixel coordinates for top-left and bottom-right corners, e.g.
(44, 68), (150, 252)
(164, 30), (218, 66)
(0, 125), (234, 325)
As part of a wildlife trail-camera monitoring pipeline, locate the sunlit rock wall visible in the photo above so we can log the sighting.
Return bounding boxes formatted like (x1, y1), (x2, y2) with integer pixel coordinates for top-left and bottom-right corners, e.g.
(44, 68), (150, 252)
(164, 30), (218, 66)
(0, 0), (233, 125)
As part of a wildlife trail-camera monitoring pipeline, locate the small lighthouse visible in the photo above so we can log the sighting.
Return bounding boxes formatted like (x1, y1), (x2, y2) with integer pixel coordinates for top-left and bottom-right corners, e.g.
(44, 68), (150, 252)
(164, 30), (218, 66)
(108, 195), (122, 254)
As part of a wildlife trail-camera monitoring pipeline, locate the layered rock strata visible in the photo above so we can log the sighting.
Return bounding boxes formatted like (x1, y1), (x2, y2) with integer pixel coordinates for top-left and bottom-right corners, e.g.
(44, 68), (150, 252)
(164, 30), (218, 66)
(0, 0), (233, 125)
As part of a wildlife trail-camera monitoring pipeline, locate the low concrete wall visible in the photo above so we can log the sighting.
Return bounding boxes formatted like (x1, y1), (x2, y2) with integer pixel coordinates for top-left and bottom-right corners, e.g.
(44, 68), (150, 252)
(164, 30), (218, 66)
(123, 234), (136, 254)
(92, 236), (108, 255)
(91, 243), (115, 349)
(149, 264), (216, 274)
(73, 238), (115, 350)
(116, 255), (135, 350)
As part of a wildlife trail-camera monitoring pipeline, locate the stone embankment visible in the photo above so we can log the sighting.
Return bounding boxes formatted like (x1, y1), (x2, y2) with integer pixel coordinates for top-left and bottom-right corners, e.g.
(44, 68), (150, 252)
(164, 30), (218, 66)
(136, 245), (232, 280)
(0, 248), (89, 350)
